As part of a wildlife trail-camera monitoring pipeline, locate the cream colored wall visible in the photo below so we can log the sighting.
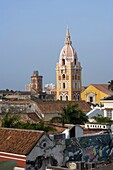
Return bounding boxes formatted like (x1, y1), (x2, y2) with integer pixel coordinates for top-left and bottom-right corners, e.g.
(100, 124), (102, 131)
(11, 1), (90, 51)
(56, 61), (82, 101)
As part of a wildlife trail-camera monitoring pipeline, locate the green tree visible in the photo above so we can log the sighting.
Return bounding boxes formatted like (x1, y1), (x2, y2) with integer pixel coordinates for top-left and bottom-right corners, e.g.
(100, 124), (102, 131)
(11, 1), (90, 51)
(92, 114), (113, 123)
(50, 104), (88, 127)
(1, 112), (56, 132)
(1, 112), (20, 128)
(14, 118), (56, 132)
(108, 80), (113, 91)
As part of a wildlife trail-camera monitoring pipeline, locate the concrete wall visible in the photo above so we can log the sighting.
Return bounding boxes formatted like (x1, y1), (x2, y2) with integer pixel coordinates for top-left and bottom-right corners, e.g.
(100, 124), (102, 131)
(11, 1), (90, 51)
(26, 135), (65, 170)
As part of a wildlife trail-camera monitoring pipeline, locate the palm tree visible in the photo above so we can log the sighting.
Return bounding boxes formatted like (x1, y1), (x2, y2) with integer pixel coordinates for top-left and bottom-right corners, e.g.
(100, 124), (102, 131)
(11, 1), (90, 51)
(50, 104), (88, 127)
(108, 80), (113, 91)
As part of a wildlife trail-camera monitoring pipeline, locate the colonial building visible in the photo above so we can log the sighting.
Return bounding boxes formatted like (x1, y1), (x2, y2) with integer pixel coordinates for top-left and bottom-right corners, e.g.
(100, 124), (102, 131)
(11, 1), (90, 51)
(81, 84), (113, 106)
(56, 29), (82, 101)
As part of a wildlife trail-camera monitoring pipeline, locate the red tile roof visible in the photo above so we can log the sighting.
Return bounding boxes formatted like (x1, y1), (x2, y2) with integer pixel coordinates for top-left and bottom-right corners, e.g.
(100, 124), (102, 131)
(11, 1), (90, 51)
(91, 84), (113, 95)
(36, 101), (91, 114)
(0, 128), (44, 155)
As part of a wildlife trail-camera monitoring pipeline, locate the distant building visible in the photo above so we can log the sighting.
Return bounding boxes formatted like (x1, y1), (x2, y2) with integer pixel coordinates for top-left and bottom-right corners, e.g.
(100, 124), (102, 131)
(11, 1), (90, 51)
(44, 83), (55, 94)
(101, 95), (113, 120)
(81, 84), (113, 105)
(25, 70), (43, 93)
(0, 100), (91, 122)
(56, 28), (82, 101)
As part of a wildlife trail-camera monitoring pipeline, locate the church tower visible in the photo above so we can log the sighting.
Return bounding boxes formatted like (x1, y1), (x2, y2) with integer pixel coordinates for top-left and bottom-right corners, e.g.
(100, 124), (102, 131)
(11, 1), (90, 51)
(56, 28), (82, 101)
(31, 70), (43, 93)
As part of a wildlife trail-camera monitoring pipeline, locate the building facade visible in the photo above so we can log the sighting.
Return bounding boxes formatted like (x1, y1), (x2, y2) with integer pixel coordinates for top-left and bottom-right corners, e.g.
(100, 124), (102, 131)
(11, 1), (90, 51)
(101, 95), (113, 120)
(56, 29), (82, 101)
(81, 84), (113, 106)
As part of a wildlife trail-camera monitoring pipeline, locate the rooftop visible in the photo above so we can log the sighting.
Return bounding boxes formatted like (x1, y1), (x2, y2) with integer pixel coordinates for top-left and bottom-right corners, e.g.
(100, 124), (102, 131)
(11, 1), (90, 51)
(36, 100), (91, 114)
(0, 128), (44, 155)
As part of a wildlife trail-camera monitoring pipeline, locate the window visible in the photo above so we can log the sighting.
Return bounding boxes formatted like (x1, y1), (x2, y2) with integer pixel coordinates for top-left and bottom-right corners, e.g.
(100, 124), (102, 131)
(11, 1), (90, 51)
(74, 59), (76, 65)
(73, 95), (76, 100)
(75, 75), (77, 80)
(60, 96), (62, 101)
(62, 74), (65, 79)
(62, 59), (65, 65)
(63, 83), (65, 89)
(107, 110), (112, 119)
(78, 94), (80, 100)
(78, 75), (80, 80)
(89, 96), (93, 103)
(66, 96), (68, 101)
(59, 75), (61, 80)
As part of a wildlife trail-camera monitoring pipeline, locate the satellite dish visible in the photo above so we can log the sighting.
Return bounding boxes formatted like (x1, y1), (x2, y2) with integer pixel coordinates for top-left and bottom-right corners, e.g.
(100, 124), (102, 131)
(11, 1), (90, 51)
(111, 124), (113, 132)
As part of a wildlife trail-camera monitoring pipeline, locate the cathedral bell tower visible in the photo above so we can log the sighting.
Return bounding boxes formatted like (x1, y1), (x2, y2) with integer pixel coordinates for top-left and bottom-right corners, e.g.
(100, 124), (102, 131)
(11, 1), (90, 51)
(56, 28), (82, 101)
(31, 70), (43, 93)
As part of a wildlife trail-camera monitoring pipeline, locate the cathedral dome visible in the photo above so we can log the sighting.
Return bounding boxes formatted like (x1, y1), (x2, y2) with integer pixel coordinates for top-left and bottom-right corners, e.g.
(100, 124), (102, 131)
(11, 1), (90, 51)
(59, 29), (77, 64)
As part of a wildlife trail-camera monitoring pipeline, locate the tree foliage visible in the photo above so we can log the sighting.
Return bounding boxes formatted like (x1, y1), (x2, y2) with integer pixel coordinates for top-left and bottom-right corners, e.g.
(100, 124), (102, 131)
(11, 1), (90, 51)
(108, 80), (113, 91)
(1, 112), (20, 128)
(50, 104), (88, 127)
(1, 112), (55, 132)
(92, 114), (113, 123)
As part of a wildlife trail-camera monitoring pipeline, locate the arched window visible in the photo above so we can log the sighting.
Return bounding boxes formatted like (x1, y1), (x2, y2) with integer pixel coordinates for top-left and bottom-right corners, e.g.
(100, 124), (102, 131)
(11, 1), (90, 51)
(60, 96), (62, 101)
(62, 59), (65, 65)
(63, 83), (65, 89)
(62, 74), (65, 79)
(74, 59), (76, 65)
(66, 96), (68, 101)
(73, 95), (76, 100)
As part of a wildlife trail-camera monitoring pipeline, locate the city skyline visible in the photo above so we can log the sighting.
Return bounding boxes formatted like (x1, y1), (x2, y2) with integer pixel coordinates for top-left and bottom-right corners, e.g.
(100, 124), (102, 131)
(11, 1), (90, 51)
(0, 0), (113, 90)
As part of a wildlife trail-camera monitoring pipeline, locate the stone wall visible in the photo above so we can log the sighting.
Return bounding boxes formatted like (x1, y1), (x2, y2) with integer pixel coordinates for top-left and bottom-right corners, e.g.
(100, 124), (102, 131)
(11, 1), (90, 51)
(0, 101), (44, 119)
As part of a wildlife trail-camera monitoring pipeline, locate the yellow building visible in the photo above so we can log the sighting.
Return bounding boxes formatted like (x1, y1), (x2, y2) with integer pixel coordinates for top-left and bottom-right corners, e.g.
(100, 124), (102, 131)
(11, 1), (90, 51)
(56, 28), (82, 101)
(81, 84), (113, 105)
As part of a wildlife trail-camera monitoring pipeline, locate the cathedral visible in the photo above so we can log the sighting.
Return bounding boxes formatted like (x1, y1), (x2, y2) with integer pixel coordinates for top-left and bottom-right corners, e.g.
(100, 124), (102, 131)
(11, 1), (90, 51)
(56, 28), (82, 101)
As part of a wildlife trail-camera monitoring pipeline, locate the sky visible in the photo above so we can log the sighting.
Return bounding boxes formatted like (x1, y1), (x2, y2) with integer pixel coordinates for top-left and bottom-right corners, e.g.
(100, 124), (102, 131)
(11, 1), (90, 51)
(0, 0), (113, 91)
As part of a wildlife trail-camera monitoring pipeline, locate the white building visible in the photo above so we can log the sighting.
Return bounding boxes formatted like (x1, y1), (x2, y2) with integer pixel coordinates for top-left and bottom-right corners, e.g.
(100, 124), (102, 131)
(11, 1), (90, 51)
(101, 95), (113, 120)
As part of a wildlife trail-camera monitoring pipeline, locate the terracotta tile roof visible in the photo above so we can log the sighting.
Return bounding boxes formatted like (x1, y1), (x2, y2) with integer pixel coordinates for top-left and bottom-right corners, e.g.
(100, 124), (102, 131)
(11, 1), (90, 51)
(91, 84), (113, 95)
(36, 101), (91, 114)
(46, 123), (67, 135)
(0, 128), (44, 155)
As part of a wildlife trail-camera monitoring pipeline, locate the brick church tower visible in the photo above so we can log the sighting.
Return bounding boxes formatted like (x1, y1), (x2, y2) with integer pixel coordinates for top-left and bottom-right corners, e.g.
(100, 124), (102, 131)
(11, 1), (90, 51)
(31, 70), (43, 93)
(56, 28), (82, 101)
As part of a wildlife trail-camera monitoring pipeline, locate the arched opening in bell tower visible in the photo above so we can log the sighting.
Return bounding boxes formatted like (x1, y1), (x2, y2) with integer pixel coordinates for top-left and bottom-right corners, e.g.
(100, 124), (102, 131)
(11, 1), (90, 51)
(62, 59), (65, 65)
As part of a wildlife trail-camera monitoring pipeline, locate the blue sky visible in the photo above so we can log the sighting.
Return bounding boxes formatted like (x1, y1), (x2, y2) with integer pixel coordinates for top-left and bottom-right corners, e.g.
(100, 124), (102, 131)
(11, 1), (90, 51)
(0, 0), (113, 90)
